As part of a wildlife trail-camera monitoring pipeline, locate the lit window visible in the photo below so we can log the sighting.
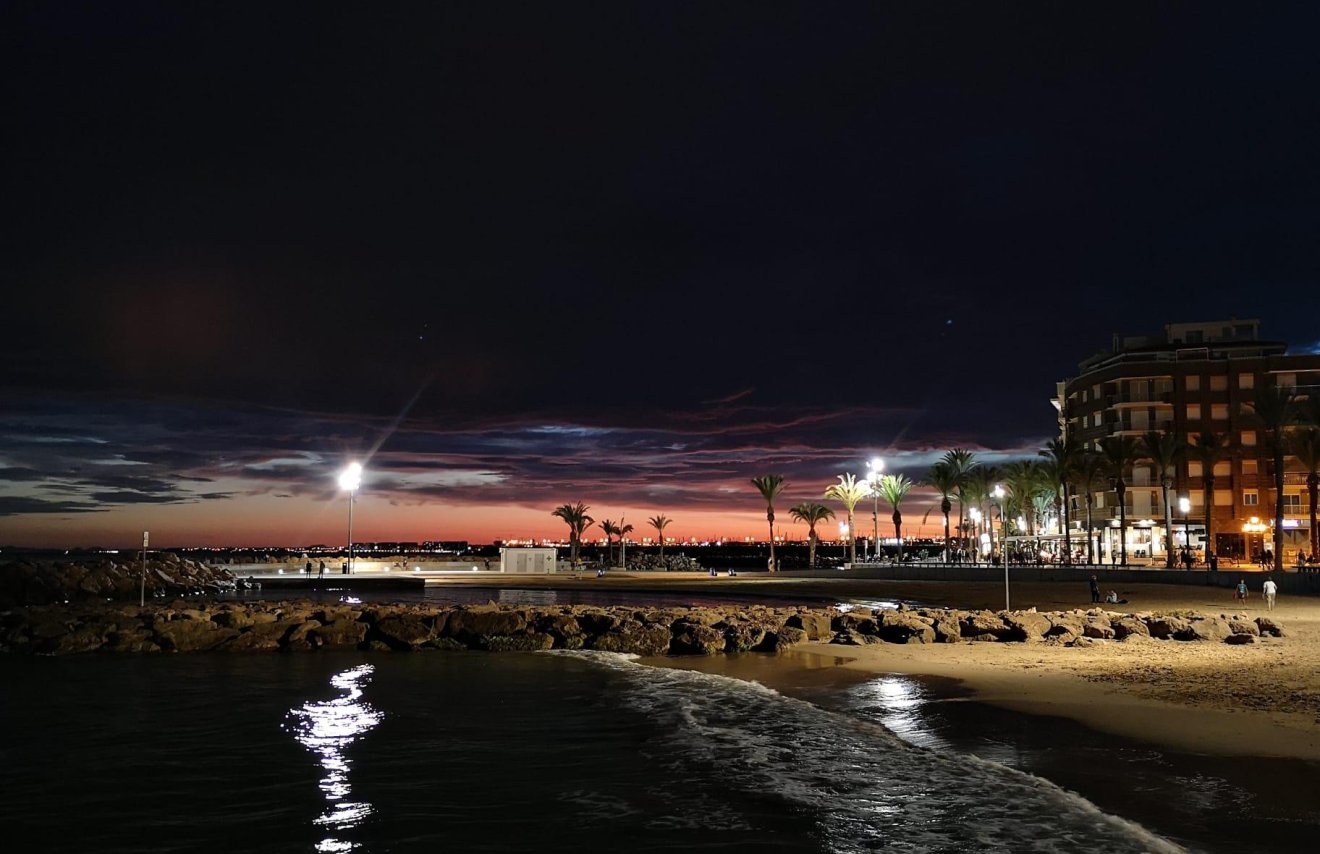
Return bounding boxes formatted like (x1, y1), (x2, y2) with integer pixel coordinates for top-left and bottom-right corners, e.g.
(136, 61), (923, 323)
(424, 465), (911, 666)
(1242, 430), (1257, 446)
(1186, 404), (1202, 420)
(1188, 461), (1203, 478)
(1185, 375), (1200, 392)
(1278, 373), (1297, 389)
(1242, 459), (1258, 475)
(1239, 373), (1255, 390)
(1244, 491), (1258, 506)
(1213, 461), (1231, 477)
(1211, 403), (1228, 420)
(1210, 375), (1228, 391)
(1214, 489), (1233, 506)
(1283, 494), (1302, 511)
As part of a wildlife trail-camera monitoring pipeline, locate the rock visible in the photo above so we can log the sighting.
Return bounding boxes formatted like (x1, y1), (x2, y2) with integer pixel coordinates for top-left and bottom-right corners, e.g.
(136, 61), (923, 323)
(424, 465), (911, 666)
(1111, 617), (1149, 640)
(444, 607), (527, 639)
(211, 609), (254, 630)
(224, 622), (289, 652)
(722, 622), (769, 652)
(932, 619), (962, 643)
(590, 623), (671, 656)
(374, 615), (434, 649)
(1177, 615), (1232, 642)
(878, 611), (937, 644)
(479, 633), (555, 652)
(1227, 619), (1259, 637)
(311, 620), (369, 649)
(960, 611), (1010, 640)
(763, 626), (807, 652)
(1145, 616), (1190, 640)
(38, 627), (106, 655)
(1002, 612), (1051, 642)
(154, 620), (239, 652)
(1069, 636), (1097, 648)
(1224, 633), (1256, 645)
(1083, 622), (1116, 640)
(670, 622), (726, 655)
(1255, 616), (1285, 637)
(830, 630), (862, 646)
(784, 612), (832, 640)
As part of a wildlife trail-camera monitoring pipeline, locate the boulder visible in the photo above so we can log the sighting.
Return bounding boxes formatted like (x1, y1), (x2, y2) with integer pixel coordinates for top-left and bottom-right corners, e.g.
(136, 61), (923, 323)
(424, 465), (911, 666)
(1227, 618), (1259, 637)
(1177, 615), (1232, 642)
(154, 621), (239, 652)
(1224, 633), (1256, 645)
(878, 611), (937, 644)
(784, 612), (833, 640)
(1002, 612), (1051, 642)
(1255, 616), (1285, 637)
(1111, 617), (1149, 640)
(374, 615), (434, 650)
(722, 622), (769, 652)
(224, 622), (289, 652)
(37, 627), (106, 655)
(960, 611), (1010, 640)
(1145, 616), (1191, 640)
(479, 633), (555, 652)
(932, 618), (962, 643)
(590, 623), (671, 656)
(763, 626), (807, 652)
(670, 622), (726, 655)
(1083, 622), (1116, 640)
(311, 620), (369, 649)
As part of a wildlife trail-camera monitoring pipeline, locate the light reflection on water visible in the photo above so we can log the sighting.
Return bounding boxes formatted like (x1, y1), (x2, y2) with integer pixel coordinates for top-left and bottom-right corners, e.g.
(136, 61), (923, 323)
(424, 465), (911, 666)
(854, 675), (953, 751)
(285, 665), (383, 852)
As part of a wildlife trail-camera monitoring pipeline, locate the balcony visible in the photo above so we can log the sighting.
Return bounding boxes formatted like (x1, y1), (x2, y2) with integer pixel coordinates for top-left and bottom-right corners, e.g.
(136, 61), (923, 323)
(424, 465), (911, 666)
(1108, 392), (1173, 407)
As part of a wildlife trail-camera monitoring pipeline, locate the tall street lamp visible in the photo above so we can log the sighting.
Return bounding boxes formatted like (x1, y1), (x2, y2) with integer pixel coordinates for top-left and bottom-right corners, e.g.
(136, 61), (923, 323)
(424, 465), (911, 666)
(339, 462), (363, 574)
(969, 506), (982, 564)
(992, 484), (1010, 610)
(839, 521), (850, 561)
(1179, 496), (1191, 567)
(867, 457), (884, 562)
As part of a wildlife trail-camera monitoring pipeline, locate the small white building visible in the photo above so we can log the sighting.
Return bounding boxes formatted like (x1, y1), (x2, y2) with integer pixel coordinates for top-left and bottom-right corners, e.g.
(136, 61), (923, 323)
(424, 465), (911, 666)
(499, 547), (558, 574)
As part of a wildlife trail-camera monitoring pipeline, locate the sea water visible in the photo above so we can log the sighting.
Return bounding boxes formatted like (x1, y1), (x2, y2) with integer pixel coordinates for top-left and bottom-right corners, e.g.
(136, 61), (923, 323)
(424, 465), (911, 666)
(0, 651), (1191, 853)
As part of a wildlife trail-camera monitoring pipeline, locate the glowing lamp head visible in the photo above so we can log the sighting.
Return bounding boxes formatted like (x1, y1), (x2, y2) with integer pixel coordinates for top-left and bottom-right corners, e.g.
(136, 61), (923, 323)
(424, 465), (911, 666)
(868, 457), (884, 473)
(339, 462), (363, 492)
(992, 484), (1005, 499)
(1178, 497), (1191, 514)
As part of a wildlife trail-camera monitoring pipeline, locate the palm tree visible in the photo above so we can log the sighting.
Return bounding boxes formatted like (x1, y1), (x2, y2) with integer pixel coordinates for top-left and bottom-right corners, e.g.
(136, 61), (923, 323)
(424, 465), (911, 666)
(789, 502), (835, 568)
(751, 475), (786, 571)
(616, 519), (634, 567)
(942, 449), (978, 557)
(1038, 438), (1079, 563)
(923, 461), (959, 561)
(598, 519), (618, 566)
(550, 502), (594, 565)
(1290, 428), (1320, 560)
(1000, 460), (1042, 536)
(961, 465), (996, 561)
(824, 473), (869, 564)
(1099, 436), (1141, 566)
(1188, 432), (1227, 562)
(1074, 451), (1106, 564)
(875, 473), (915, 561)
(1250, 384), (1298, 571)
(1140, 430), (1189, 568)
(648, 514), (673, 558)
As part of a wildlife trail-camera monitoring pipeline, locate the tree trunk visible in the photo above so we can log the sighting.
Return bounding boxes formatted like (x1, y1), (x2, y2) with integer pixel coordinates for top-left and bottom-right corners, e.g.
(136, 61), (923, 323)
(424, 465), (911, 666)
(893, 510), (904, 561)
(1118, 482), (1128, 566)
(1085, 494), (1094, 564)
(1061, 484), (1072, 564)
(847, 510), (856, 564)
(1310, 473), (1319, 558)
(1203, 474), (1215, 559)
(1273, 445), (1286, 571)
(570, 532), (579, 564)
(767, 509), (776, 571)
(942, 509), (950, 562)
(1162, 479), (1174, 568)
(659, 534), (665, 560)
(808, 529), (818, 568)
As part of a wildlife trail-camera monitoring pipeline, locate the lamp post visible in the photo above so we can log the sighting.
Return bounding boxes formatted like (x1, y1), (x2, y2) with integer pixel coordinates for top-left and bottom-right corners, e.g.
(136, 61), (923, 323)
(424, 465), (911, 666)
(969, 506), (982, 564)
(839, 522), (850, 561)
(992, 484), (1010, 610)
(866, 457), (884, 562)
(339, 462), (363, 575)
(1179, 496), (1191, 567)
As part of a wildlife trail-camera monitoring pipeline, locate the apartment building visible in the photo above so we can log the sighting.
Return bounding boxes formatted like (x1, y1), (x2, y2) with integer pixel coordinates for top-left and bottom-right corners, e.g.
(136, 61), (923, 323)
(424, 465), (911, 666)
(1054, 320), (1320, 563)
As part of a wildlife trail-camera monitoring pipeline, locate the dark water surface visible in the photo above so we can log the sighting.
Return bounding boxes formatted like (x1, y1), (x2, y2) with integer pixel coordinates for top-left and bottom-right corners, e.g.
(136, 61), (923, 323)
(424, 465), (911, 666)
(0, 650), (1210, 854)
(215, 585), (830, 610)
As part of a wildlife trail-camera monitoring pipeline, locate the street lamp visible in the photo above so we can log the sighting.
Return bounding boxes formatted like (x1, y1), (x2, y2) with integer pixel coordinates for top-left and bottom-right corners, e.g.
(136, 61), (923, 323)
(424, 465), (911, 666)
(867, 457), (884, 562)
(969, 506), (982, 564)
(339, 462), (363, 574)
(839, 521), (850, 561)
(1178, 496), (1191, 567)
(992, 484), (1010, 611)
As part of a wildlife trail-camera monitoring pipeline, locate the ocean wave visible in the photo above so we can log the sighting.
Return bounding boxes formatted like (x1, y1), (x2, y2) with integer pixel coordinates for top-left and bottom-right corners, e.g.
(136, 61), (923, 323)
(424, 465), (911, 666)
(555, 650), (1184, 853)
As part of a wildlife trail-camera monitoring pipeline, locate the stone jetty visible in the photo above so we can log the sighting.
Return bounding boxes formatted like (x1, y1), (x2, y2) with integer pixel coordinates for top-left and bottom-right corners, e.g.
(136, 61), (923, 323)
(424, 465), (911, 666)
(0, 600), (1282, 656)
(0, 556), (238, 608)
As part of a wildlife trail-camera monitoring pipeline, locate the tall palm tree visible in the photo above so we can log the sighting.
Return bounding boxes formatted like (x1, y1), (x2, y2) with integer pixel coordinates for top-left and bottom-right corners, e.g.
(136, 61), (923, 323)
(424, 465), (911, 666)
(551, 502), (594, 565)
(648, 514), (673, 558)
(751, 475), (786, 571)
(1250, 384), (1298, 571)
(923, 461), (959, 561)
(616, 519), (634, 567)
(1000, 460), (1042, 536)
(1290, 428), (1320, 559)
(875, 473), (915, 561)
(1188, 432), (1227, 562)
(1038, 438), (1079, 563)
(1074, 451), (1106, 564)
(1140, 430), (1189, 568)
(961, 465), (996, 560)
(1099, 435), (1141, 566)
(824, 473), (869, 564)
(597, 519), (618, 566)
(789, 502), (835, 568)
(942, 449), (978, 556)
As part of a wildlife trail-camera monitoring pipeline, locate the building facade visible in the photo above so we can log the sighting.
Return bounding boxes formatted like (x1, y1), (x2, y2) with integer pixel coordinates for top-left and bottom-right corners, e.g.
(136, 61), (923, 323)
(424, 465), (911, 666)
(1055, 320), (1320, 564)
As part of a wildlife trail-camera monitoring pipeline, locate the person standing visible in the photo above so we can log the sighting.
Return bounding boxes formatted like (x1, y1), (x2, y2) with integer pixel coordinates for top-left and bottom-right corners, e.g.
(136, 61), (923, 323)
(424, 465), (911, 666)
(1089, 574), (1100, 604)
(1234, 578), (1248, 605)
(1263, 577), (1278, 612)
(305, 559), (313, 576)
(318, 560), (326, 579)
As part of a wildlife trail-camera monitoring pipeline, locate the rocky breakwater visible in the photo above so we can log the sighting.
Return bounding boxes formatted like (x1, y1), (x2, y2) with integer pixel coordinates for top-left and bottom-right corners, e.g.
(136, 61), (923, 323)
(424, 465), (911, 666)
(0, 600), (1284, 657)
(0, 601), (843, 656)
(828, 604), (1285, 647)
(0, 555), (238, 608)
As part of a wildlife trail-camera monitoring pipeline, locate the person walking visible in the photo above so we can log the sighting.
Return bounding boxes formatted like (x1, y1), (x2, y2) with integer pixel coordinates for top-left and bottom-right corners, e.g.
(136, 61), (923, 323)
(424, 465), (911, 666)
(1234, 578), (1248, 605)
(318, 560), (326, 579)
(1263, 577), (1278, 612)
(1089, 574), (1100, 604)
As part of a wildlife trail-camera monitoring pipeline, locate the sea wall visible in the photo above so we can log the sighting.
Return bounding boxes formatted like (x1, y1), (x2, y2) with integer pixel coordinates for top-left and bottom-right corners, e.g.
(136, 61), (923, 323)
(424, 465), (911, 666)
(0, 557), (237, 607)
(0, 601), (1283, 656)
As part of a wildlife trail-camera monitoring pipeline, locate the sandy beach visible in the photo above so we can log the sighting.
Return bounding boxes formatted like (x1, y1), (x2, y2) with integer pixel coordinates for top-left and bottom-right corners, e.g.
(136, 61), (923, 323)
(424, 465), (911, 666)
(431, 572), (1320, 760)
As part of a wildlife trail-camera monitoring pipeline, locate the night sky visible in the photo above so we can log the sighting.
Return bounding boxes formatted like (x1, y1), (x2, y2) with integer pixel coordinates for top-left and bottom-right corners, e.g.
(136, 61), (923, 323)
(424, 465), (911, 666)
(4, 3), (1319, 547)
